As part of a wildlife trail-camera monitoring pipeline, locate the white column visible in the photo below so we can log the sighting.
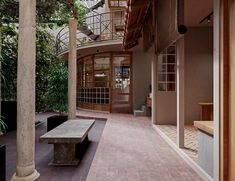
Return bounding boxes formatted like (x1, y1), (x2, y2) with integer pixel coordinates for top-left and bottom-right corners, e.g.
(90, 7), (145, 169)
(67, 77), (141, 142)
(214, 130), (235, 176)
(176, 38), (185, 148)
(152, 50), (158, 125)
(213, 0), (220, 180)
(68, 19), (78, 120)
(11, 0), (39, 180)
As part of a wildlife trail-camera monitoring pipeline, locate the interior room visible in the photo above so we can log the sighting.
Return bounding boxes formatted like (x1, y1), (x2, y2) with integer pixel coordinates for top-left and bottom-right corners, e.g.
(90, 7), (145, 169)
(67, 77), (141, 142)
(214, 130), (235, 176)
(155, 0), (214, 177)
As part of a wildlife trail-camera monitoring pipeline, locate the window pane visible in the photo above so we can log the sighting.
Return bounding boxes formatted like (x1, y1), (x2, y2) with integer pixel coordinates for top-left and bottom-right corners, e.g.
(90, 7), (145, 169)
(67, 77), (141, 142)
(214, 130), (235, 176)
(167, 74), (176, 82)
(167, 83), (176, 91)
(158, 54), (167, 64)
(167, 64), (175, 73)
(94, 54), (110, 88)
(158, 74), (167, 81)
(158, 64), (167, 73)
(167, 55), (175, 63)
(158, 83), (167, 91)
(157, 43), (176, 92)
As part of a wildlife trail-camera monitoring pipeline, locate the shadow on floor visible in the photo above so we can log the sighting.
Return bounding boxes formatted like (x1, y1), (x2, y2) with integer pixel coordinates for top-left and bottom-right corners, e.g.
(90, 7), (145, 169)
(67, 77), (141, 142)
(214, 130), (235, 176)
(0, 113), (106, 181)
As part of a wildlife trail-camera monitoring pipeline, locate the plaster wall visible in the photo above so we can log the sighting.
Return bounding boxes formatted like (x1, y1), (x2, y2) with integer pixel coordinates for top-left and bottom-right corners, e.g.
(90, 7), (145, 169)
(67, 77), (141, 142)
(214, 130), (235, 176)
(184, 27), (213, 124)
(132, 46), (152, 110)
(157, 91), (177, 125)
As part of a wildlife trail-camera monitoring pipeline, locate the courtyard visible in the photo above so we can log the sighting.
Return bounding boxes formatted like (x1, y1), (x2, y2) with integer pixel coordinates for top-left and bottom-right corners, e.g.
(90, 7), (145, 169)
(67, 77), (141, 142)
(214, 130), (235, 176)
(0, 0), (235, 181)
(1, 111), (201, 181)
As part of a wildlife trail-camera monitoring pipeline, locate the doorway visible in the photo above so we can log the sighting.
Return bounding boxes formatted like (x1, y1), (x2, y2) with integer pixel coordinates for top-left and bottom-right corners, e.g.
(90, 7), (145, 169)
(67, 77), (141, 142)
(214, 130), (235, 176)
(111, 54), (132, 113)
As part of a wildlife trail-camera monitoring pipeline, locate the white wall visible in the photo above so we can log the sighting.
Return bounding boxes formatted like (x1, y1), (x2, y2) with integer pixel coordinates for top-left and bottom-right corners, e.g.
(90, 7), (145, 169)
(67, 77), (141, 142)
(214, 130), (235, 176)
(184, 27), (213, 125)
(132, 46), (152, 110)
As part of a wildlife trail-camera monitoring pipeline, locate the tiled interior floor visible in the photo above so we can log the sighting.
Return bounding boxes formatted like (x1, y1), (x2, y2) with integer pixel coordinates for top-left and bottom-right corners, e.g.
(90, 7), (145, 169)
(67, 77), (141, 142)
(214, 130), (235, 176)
(157, 125), (198, 162)
(80, 111), (202, 181)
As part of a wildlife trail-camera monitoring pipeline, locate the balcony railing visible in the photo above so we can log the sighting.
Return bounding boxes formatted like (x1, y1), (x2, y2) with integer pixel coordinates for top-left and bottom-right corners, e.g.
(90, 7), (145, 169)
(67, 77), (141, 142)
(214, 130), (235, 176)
(56, 10), (125, 54)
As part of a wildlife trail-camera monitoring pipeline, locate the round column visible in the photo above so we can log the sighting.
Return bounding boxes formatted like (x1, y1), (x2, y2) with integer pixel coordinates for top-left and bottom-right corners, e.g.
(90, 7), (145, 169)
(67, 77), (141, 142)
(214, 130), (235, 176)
(68, 19), (78, 120)
(11, 0), (39, 180)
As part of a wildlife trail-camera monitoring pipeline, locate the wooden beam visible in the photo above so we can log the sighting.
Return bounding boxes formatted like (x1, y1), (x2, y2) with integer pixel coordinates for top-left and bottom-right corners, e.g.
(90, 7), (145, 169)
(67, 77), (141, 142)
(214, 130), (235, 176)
(129, 0), (152, 9)
(220, 0), (229, 180)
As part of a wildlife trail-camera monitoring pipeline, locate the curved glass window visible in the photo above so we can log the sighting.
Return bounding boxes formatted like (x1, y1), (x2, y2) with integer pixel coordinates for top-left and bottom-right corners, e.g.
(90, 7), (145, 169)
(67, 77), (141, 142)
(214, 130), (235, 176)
(77, 53), (132, 113)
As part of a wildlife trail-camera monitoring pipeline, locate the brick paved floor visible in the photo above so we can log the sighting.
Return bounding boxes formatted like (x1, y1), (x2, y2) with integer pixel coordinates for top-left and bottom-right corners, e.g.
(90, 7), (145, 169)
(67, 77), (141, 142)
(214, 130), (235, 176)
(1, 110), (202, 181)
(79, 112), (202, 181)
(157, 125), (198, 162)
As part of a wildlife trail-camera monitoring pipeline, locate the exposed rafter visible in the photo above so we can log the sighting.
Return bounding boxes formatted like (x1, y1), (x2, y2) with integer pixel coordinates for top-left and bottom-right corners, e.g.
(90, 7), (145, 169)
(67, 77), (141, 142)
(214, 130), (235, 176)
(123, 0), (152, 50)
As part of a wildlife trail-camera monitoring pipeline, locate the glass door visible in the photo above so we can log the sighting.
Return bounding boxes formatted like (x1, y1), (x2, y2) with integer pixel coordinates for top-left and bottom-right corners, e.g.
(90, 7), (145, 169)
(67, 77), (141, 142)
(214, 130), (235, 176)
(112, 54), (132, 113)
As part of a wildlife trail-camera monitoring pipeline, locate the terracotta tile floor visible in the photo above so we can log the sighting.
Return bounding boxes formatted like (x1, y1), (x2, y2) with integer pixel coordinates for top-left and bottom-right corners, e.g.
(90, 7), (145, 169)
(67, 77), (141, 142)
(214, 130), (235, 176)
(77, 111), (202, 181)
(157, 125), (198, 162)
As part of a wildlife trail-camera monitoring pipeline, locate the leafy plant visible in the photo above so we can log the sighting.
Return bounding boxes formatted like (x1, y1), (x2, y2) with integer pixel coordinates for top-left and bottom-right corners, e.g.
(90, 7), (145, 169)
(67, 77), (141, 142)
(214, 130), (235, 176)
(0, 0), (86, 27)
(35, 27), (59, 112)
(0, 1), (86, 112)
(0, 24), (18, 101)
(1, 25), (59, 107)
(45, 62), (68, 114)
(0, 115), (7, 134)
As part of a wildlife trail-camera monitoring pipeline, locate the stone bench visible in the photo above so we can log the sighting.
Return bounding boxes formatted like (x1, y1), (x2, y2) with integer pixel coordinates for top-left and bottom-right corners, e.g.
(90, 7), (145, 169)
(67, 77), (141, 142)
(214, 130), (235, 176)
(40, 119), (95, 166)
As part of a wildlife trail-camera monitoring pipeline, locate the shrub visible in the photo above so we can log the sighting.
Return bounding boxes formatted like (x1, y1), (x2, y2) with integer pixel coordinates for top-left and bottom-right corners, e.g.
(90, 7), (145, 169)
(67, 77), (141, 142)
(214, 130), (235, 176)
(45, 62), (68, 113)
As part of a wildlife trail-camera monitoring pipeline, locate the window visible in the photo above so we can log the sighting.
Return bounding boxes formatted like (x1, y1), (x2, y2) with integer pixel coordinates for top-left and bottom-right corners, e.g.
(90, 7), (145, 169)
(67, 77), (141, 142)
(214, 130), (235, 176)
(77, 54), (111, 105)
(158, 44), (176, 92)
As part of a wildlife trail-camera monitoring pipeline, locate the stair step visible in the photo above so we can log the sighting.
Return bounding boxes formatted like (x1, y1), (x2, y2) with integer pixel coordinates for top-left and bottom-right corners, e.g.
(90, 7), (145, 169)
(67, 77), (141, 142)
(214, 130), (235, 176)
(134, 110), (145, 117)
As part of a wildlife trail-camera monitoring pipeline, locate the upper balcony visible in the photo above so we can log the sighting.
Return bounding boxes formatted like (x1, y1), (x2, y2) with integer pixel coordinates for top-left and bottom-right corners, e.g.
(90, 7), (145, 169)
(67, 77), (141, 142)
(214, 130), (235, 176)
(56, 10), (125, 55)
(107, 0), (127, 10)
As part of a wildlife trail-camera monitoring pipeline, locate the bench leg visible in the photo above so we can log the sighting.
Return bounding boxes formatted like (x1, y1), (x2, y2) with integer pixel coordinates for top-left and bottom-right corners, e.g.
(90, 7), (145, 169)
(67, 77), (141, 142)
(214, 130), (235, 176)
(50, 143), (79, 166)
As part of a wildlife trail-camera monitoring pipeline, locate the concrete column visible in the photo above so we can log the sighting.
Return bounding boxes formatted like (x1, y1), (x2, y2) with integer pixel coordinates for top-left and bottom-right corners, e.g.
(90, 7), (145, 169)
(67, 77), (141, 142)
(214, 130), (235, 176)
(151, 50), (158, 125)
(68, 19), (78, 120)
(11, 0), (39, 180)
(176, 38), (185, 148)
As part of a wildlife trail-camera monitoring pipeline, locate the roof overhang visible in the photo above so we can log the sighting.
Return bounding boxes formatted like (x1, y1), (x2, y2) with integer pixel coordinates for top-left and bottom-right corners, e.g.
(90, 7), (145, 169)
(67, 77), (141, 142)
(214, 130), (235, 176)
(123, 0), (152, 50)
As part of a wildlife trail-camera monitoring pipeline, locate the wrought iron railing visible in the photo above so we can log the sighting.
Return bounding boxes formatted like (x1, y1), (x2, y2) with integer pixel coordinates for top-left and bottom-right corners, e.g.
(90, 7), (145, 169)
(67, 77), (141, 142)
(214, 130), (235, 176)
(56, 10), (125, 54)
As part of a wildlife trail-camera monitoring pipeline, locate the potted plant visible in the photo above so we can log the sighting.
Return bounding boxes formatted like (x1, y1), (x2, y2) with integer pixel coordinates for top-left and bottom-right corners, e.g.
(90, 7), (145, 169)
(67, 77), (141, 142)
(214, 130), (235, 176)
(0, 116), (7, 135)
(0, 116), (7, 181)
(45, 62), (68, 132)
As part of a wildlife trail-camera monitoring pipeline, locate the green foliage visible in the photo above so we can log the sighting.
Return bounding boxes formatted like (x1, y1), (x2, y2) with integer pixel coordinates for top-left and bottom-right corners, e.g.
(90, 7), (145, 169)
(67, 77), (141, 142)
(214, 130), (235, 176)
(0, 115), (7, 133)
(0, 24), (18, 100)
(0, 0), (86, 112)
(0, 25), (64, 112)
(36, 27), (59, 112)
(0, 0), (86, 27)
(45, 62), (68, 113)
